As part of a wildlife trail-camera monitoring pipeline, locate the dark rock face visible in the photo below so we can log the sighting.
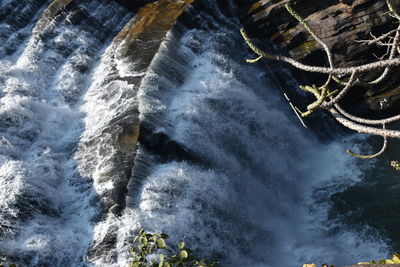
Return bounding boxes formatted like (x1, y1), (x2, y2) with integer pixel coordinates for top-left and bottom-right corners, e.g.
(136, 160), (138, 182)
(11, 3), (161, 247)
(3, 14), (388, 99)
(236, 0), (400, 116)
(114, 0), (195, 73)
(112, 0), (156, 12)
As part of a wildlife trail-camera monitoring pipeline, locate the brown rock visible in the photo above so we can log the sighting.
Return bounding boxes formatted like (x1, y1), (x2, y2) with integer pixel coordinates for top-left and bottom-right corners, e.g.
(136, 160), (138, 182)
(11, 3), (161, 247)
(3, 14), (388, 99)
(33, 0), (74, 34)
(84, 0), (197, 260)
(114, 0), (195, 72)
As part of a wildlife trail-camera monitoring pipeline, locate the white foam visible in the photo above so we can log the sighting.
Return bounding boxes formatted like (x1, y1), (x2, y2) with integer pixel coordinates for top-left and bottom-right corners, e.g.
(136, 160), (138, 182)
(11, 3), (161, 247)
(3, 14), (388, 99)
(120, 26), (389, 267)
(0, 1), (390, 266)
(0, 1), (133, 265)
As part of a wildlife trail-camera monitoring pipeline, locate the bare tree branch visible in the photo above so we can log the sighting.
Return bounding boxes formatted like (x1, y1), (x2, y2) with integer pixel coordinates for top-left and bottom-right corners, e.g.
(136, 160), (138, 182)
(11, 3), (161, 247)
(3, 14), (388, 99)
(347, 124), (388, 159)
(285, 4), (334, 88)
(241, 0), (400, 161)
(355, 28), (400, 45)
(363, 23), (400, 85)
(240, 28), (400, 75)
(320, 71), (358, 109)
(330, 108), (400, 138)
(334, 103), (400, 125)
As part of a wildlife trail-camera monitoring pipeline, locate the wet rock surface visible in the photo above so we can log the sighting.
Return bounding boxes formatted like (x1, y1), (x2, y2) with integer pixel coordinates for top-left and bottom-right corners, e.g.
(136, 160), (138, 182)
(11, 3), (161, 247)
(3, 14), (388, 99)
(79, 0), (198, 261)
(114, 0), (195, 72)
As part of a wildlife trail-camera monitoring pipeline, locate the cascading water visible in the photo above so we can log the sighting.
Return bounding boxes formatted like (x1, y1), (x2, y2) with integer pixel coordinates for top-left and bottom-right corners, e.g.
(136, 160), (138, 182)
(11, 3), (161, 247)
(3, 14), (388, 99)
(0, 0), (133, 265)
(0, 0), (394, 266)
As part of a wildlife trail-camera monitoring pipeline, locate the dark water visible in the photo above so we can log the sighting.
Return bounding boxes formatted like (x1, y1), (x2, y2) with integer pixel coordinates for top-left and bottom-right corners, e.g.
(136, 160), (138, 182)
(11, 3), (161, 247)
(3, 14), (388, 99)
(0, 0), (398, 266)
(330, 136), (400, 253)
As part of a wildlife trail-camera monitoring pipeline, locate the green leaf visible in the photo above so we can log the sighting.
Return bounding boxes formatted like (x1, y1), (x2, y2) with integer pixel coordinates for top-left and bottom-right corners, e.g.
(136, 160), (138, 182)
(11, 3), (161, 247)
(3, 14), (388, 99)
(141, 236), (148, 244)
(371, 260), (377, 264)
(180, 250), (188, 259)
(163, 262), (171, 267)
(170, 255), (179, 263)
(159, 254), (164, 267)
(151, 234), (158, 242)
(130, 249), (138, 256)
(156, 238), (166, 249)
(160, 233), (169, 239)
(393, 253), (400, 263)
(178, 242), (185, 250)
(378, 259), (386, 264)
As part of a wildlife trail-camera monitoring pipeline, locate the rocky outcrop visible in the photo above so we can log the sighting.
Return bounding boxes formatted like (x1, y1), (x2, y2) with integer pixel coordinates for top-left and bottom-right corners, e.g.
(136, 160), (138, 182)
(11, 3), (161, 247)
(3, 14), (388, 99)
(34, 0), (73, 33)
(114, 0), (195, 73)
(98, 0), (195, 214)
(236, 0), (400, 115)
(113, 0), (156, 11)
(83, 0), (197, 261)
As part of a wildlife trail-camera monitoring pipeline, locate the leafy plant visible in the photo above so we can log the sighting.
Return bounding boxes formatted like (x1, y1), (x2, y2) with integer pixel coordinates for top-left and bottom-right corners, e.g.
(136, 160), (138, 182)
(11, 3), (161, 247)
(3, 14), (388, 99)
(129, 229), (220, 267)
(359, 252), (400, 265)
(0, 252), (16, 267)
(302, 253), (400, 266)
(391, 160), (400, 170)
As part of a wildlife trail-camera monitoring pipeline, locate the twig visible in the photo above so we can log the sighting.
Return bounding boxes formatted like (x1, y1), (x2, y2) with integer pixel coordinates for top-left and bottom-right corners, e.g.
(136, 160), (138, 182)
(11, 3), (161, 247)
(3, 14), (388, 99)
(347, 124), (388, 159)
(285, 4), (334, 88)
(241, 28), (400, 75)
(335, 103), (400, 125)
(355, 28), (399, 45)
(330, 108), (400, 138)
(320, 71), (358, 108)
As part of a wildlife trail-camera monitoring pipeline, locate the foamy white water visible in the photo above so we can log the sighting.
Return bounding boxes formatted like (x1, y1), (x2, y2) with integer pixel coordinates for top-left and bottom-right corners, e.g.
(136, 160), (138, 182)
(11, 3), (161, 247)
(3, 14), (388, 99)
(107, 6), (389, 266)
(0, 0), (132, 265)
(0, 0), (391, 266)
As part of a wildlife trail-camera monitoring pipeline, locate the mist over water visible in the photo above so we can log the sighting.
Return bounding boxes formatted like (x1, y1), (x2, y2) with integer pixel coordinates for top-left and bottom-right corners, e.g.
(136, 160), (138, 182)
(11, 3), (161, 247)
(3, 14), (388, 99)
(116, 16), (388, 266)
(0, 0), (393, 266)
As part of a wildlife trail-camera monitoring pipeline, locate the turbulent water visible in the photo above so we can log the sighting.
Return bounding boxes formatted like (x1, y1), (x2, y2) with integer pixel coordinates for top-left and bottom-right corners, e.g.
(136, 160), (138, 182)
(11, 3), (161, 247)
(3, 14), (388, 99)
(0, 0), (395, 266)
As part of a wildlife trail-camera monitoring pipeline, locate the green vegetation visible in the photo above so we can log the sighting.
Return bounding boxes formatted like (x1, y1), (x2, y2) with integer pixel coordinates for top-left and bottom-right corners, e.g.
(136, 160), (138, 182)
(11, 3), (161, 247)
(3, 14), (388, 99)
(130, 230), (400, 267)
(302, 253), (400, 266)
(391, 160), (400, 170)
(358, 252), (400, 264)
(129, 229), (220, 267)
(0, 252), (16, 267)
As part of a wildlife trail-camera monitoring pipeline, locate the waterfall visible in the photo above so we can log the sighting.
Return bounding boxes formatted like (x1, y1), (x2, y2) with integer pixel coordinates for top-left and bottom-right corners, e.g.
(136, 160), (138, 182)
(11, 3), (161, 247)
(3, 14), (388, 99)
(0, 0), (391, 266)
(0, 0), (132, 265)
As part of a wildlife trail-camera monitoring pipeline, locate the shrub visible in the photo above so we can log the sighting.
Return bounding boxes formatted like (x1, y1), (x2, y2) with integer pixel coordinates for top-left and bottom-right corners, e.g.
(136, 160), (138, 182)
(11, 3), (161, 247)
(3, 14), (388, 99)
(129, 229), (220, 267)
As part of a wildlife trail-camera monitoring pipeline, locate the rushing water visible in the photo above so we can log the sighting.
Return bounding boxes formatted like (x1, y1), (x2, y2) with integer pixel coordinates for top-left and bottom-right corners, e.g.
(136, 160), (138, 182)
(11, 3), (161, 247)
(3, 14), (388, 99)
(0, 0), (396, 266)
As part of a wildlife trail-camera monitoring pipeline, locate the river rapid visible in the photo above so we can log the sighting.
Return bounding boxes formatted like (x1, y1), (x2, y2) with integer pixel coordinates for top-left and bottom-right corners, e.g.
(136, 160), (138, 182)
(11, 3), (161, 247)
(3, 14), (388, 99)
(0, 0), (396, 266)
